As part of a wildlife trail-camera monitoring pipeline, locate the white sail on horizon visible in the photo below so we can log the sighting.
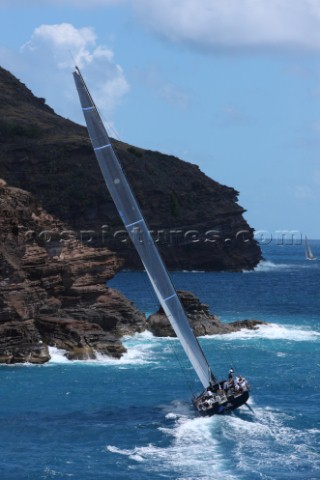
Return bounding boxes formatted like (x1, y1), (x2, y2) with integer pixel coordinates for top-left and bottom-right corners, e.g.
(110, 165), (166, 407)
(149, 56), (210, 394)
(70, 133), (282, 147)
(305, 236), (316, 261)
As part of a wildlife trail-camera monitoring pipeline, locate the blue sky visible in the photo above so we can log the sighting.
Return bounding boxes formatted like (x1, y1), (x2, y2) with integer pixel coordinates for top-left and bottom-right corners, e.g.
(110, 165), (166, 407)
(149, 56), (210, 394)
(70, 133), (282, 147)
(0, 0), (319, 239)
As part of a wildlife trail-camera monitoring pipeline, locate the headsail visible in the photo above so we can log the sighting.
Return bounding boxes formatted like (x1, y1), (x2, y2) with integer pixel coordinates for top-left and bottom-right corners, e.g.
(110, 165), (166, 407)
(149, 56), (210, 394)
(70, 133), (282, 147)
(73, 67), (213, 389)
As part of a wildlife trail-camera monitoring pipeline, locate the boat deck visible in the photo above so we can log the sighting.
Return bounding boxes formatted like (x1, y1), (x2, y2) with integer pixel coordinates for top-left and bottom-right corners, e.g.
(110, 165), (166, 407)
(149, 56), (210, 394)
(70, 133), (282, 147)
(194, 383), (250, 416)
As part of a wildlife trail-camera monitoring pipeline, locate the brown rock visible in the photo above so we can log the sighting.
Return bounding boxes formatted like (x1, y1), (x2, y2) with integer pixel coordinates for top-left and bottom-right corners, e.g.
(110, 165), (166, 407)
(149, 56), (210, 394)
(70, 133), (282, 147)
(0, 65), (261, 272)
(0, 183), (145, 363)
(0, 320), (50, 364)
(148, 290), (266, 337)
(35, 316), (125, 360)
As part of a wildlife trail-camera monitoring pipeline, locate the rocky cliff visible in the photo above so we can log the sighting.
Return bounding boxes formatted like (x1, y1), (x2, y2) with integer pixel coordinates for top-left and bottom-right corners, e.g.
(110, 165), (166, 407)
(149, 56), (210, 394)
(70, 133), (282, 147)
(0, 183), (264, 364)
(0, 182), (147, 363)
(0, 66), (261, 271)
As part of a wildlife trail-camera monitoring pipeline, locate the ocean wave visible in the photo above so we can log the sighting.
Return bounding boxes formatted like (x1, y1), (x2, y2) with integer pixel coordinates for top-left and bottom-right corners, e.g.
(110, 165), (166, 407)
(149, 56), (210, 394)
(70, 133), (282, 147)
(107, 415), (237, 480)
(249, 260), (293, 272)
(223, 407), (320, 476)
(107, 406), (320, 478)
(122, 330), (155, 343)
(247, 259), (319, 273)
(207, 323), (320, 342)
(47, 346), (71, 364)
(47, 338), (158, 366)
(182, 270), (206, 273)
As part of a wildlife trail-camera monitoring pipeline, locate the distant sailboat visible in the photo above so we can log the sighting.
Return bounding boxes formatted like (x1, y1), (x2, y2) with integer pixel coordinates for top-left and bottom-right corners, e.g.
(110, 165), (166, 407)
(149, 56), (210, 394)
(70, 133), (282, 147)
(73, 66), (250, 416)
(305, 236), (316, 261)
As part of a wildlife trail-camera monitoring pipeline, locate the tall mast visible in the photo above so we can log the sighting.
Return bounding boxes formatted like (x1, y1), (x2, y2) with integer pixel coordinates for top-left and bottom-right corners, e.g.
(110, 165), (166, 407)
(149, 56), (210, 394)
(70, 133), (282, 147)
(73, 67), (214, 389)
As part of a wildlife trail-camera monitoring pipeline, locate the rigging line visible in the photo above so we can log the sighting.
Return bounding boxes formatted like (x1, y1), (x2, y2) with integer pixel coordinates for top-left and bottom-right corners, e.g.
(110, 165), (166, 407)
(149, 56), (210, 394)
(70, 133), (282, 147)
(75, 65), (121, 142)
(141, 270), (196, 396)
(74, 68), (208, 376)
(75, 66), (213, 389)
(244, 402), (255, 415)
(75, 66), (210, 377)
(101, 116), (121, 143)
(225, 343), (239, 377)
(167, 325), (201, 396)
(168, 336), (197, 397)
(141, 269), (159, 316)
(73, 64), (120, 143)
(218, 339), (234, 377)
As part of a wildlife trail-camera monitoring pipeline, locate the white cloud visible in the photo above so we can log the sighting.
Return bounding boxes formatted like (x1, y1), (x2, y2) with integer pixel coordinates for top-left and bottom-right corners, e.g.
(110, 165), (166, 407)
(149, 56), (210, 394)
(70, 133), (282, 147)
(0, 0), (122, 6)
(132, 0), (320, 52)
(2, 1), (320, 53)
(217, 105), (253, 127)
(312, 121), (320, 133)
(136, 67), (190, 110)
(158, 83), (190, 110)
(22, 23), (98, 64)
(0, 46), (26, 72)
(312, 168), (320, 188)
(19, 23), (129, 124)
(294, 185), (315, 200)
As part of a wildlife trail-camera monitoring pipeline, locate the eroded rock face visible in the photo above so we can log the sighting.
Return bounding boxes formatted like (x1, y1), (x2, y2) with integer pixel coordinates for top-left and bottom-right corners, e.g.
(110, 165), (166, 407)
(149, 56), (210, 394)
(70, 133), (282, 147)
(0, 183), (267, 365)
(0, 320), (49, 364)
(148, 290), (266, 337)
(0, 65), (261, 272)
(0, 184), (146, 363)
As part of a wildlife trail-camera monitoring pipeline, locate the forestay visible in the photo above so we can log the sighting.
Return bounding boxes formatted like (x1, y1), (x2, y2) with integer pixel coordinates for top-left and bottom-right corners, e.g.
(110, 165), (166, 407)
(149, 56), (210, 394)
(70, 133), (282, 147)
(73, 67), (213, 389)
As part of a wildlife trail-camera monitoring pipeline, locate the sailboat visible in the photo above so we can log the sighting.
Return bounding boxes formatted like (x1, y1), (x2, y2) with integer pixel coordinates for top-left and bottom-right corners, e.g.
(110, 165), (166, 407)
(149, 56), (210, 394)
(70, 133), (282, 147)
(305, 236), (316, 261)
(73, 67), (250, 416)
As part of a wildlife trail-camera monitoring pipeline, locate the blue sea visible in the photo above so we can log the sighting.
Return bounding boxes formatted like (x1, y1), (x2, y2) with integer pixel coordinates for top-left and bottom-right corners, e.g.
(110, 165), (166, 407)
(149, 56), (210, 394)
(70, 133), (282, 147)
(1, 242), (320, 480)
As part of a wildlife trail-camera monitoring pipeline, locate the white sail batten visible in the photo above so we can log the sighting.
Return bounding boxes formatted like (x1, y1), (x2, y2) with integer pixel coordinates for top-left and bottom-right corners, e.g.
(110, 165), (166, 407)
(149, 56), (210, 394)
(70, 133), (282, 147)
(73, 68), (212, 389)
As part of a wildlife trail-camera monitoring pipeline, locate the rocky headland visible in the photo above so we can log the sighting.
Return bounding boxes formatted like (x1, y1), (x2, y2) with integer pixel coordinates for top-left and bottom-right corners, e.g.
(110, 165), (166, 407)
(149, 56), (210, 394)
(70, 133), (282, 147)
(0, 183), (146, 363)
(0, 65), (261, 271)
(0, 66), (265, 364)
(148, 290), (266, 337)
(0, 183), (266, 364)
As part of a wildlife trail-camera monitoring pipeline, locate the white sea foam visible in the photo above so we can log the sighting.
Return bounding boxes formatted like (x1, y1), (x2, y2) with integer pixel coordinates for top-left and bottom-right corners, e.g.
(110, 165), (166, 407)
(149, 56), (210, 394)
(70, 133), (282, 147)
(121, 330), (155, 344)
(222, 407), (320, 475)
(106, 385), (320, 478)
(47, 332), (158, 366)
(48, 346), (71, 363)
(182, 270), (205, 273)
(107, 415), (237, 480)
(207, 323), (320, 342)
(248, 259), (319, 273)
(252, 260), (293, 272)
(165, 412), (179, 420)
(43, 466), (74, 477)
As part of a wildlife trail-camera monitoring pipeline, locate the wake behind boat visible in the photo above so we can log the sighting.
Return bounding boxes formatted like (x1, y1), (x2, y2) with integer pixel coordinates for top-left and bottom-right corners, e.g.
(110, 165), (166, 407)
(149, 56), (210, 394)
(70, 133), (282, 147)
(72, 67), (250, 416)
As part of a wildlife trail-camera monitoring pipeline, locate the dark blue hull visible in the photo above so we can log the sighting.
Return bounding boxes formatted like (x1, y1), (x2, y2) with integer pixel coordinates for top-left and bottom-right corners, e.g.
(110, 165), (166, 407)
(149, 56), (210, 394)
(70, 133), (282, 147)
(194, 390), (250, 416)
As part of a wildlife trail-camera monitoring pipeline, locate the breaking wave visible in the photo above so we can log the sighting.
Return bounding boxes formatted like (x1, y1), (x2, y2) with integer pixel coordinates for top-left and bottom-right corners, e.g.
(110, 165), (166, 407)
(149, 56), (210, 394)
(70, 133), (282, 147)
(224, 406), (320, 477)
(252, 260), (293, 272)
(249, 259), (319, 272)
(207, 323), (320, 342)
(47, 332), (159, 366)
(107, 414), (237, 480)
(106, 403), (320, 479)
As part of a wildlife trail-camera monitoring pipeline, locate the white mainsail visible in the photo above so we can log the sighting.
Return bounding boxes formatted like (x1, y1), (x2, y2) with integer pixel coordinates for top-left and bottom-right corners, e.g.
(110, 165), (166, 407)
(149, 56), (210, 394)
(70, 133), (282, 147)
(305, 236), (316, 261)
(73, 67), (214, 389)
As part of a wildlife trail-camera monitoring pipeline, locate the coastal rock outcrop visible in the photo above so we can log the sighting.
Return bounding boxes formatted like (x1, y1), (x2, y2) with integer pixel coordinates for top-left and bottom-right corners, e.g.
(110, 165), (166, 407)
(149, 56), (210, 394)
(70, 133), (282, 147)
(0, 183), (265, 364)
(148, 290), (266, 337)
(0, 65), (261, 271)
(0, 183), (146, 363)
(0, 65), (265, 365)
